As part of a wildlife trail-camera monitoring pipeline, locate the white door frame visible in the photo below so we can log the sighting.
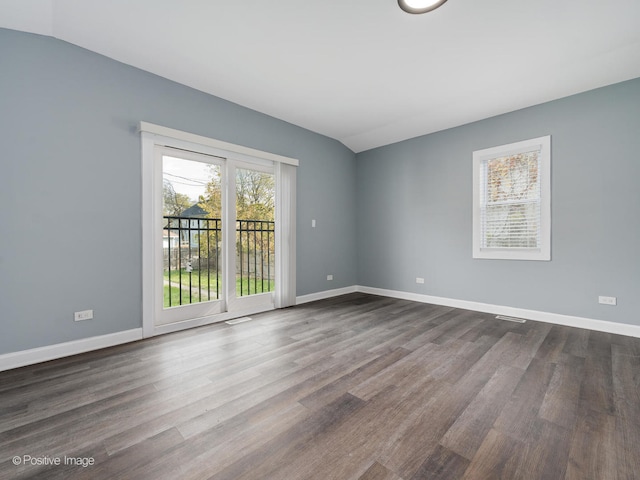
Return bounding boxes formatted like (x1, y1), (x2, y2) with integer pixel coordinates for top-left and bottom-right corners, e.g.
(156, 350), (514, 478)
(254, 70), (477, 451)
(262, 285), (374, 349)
(141, 122), (298, 338)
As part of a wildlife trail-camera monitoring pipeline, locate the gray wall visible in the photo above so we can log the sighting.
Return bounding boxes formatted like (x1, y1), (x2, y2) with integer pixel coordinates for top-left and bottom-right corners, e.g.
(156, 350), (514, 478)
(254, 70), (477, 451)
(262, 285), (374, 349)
(2, 27), (638, 357)
(0, 29), (358, 354)
(356, 77), (640, 326)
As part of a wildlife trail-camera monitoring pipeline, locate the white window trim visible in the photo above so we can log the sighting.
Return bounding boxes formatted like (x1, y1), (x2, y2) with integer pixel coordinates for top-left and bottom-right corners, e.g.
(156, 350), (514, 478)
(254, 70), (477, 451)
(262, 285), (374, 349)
(472, 135), (551, 261)
(140, 122), (298, 338)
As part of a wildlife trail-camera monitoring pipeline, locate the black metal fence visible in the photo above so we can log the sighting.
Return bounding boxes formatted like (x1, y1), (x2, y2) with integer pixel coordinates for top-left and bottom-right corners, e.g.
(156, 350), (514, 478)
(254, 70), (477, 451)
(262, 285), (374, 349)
(237, 219), (275, 297)
(163, 216), (275, 307)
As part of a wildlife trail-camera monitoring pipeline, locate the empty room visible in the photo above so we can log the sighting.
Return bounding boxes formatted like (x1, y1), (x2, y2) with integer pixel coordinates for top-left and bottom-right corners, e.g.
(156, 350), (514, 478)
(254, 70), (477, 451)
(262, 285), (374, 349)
(1, 1), (639, 479)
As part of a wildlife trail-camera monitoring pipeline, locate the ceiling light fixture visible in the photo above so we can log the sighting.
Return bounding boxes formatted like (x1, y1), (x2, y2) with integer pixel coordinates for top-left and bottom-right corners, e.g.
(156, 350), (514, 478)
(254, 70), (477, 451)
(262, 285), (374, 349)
(398, 0), (448, 14)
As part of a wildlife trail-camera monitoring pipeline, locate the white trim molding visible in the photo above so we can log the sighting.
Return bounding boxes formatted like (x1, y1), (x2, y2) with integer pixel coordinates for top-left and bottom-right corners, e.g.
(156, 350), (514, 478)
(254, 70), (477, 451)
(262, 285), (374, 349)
(296, 286), (358, 305)
(141, 124), (298, 338)
(0, 329), (143, 372)
(4, 285), (637, 373)
(138, 122), (299, 166)
(356, 285), (640, 338)
(473, 135), (551, 261)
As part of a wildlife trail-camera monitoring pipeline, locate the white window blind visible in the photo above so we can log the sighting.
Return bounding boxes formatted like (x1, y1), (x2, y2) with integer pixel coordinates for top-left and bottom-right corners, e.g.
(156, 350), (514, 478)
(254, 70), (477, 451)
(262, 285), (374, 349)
(480, 149), (541, 249)
(473, 136), (550, 261)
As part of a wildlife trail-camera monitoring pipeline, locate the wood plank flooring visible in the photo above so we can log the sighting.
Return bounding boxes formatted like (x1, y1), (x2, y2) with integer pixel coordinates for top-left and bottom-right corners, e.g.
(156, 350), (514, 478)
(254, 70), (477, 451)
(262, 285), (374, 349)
(1, 293), (639, 479)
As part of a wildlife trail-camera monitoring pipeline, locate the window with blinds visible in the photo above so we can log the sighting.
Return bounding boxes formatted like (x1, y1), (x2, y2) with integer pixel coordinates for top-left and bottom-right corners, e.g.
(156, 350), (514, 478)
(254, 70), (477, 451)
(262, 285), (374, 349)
(473, 136), (551, 261)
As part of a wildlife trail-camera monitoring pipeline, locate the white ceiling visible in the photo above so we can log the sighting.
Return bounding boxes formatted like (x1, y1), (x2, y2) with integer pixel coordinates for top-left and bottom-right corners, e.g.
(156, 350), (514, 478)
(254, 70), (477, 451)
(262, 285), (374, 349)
(2, 0), (640, 152)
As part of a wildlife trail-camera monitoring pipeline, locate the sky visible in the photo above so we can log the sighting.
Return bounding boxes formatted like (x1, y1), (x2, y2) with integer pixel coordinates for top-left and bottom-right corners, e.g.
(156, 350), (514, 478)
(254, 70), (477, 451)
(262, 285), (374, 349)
(163, 155), (219, 203)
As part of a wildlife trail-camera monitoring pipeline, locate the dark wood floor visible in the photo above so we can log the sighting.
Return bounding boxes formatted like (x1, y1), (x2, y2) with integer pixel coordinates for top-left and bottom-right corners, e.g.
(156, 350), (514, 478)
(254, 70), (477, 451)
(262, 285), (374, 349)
(1, 293), (639, 480)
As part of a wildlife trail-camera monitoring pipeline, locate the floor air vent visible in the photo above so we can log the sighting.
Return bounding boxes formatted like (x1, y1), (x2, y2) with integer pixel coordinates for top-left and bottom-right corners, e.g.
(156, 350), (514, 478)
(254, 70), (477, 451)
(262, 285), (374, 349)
(495, 315), (526, 324)
(225, 317), (253, 325)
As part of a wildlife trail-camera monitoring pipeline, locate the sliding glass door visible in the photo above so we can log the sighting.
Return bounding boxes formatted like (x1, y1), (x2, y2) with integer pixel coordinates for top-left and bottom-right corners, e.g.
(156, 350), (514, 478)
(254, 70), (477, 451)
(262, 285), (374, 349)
(141, 122), (297, 337)
(155, 148), (275, 327)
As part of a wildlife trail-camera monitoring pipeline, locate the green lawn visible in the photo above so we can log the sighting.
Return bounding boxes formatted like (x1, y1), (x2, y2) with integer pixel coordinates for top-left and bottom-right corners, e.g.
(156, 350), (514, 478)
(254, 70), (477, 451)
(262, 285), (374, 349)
(163, 269), (274, 308)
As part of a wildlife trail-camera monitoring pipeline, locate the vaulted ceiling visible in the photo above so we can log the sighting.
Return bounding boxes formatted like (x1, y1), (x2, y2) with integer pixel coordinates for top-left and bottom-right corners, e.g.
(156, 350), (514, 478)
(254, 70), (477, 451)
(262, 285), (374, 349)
(2, 0), (640, 152)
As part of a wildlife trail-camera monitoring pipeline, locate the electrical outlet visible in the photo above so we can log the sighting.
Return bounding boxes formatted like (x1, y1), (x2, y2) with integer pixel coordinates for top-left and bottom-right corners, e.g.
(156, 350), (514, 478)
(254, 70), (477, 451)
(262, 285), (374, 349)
(416, 277), (425, 284)
(312, 219), (316, 228)
(74, 309), (93, 321)
(598, 296), (617, 306)
(327, 274), (333, 281)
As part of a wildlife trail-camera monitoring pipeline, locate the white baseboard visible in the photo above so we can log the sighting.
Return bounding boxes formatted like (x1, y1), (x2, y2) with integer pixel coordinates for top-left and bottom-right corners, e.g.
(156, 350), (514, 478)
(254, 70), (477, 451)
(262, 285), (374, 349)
(356, 285), (640, 338)
(296, 285), (358, 305)
(0, 329), (143, 372)
(3, 285), (637, 373)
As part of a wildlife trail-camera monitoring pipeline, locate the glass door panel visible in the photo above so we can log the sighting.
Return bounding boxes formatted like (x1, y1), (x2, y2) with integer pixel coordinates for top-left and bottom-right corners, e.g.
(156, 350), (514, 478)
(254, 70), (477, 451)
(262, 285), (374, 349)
(228, 165), (276, 312)
(156, 148), (224, 326)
